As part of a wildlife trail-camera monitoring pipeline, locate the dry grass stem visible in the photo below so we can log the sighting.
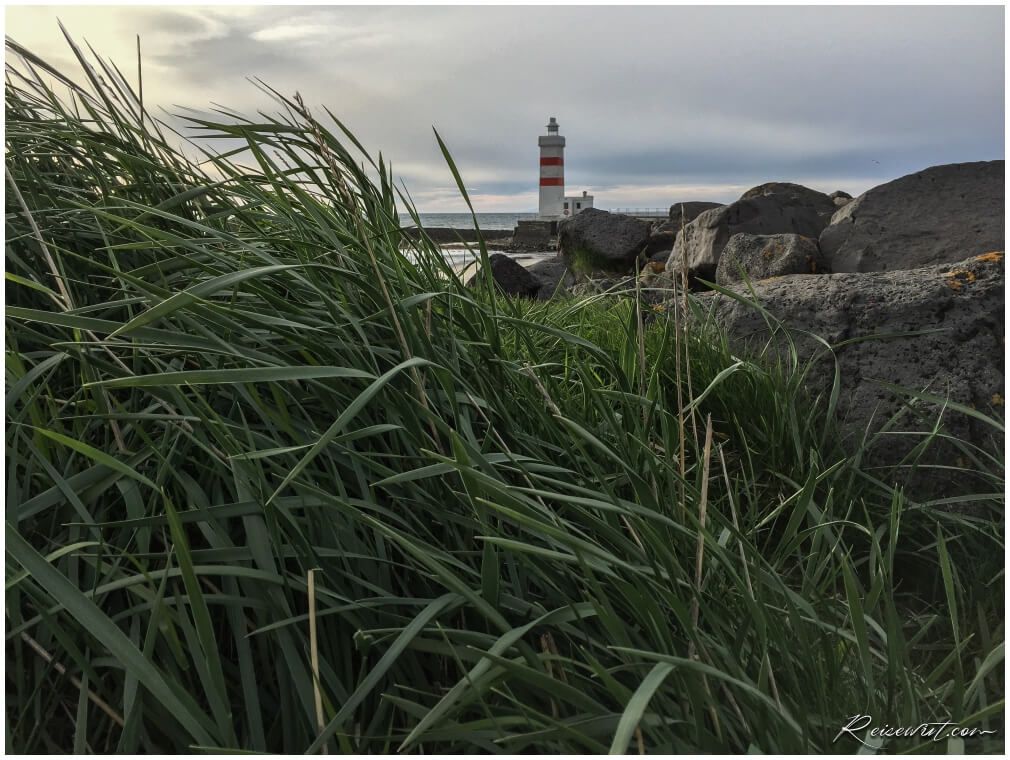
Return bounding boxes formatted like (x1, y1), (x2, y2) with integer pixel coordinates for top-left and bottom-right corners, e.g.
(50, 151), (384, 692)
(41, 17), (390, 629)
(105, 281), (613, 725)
(20, 631), (125, 728)
(6, 165), (73, 311)
(523, 362), (562, 417)
(688, 413), (714, 660)
(671, 283), (687, 521)
(308, 568), (327, 754)
(678, 209), (699, 450)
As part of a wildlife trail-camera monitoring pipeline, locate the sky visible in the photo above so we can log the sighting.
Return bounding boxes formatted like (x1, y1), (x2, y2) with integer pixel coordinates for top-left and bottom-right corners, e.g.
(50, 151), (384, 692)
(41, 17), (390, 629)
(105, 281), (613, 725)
(4, 4), (1006, 213)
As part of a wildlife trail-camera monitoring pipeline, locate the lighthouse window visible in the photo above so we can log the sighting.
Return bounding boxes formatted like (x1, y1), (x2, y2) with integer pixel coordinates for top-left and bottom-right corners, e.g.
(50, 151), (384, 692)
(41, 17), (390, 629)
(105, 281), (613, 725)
(576, 202), (581, 209)
(563, 202), (569, 210)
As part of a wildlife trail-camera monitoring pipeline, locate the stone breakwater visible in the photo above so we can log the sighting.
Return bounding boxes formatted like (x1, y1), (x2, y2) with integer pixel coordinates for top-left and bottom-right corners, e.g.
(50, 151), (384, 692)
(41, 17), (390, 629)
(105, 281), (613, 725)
(401, 226), (556, 254)
(402, 227), (513, 244)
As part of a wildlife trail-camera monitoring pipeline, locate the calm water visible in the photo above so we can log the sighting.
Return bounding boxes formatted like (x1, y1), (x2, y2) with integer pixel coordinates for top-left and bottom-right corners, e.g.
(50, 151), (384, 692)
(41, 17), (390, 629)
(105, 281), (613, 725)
(403, 242), (556, 276)
(399, 212), (555, 268)
(398, 212), (536, 231)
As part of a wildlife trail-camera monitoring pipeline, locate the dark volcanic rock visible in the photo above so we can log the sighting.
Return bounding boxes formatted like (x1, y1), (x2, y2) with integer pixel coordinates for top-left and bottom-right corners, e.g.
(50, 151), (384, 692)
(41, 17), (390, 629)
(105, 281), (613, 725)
(559, 208), (652, 274)
(644, 230), (678, 262)
(465, 253), (541, 298)
(667, 183), (836, 285)
(819, 160), (1005, 273)
(715, 233), (827, 287)
(694, 251), (1005, 503)
(526, 257), (576, 299)
(512, 220), (556, 248)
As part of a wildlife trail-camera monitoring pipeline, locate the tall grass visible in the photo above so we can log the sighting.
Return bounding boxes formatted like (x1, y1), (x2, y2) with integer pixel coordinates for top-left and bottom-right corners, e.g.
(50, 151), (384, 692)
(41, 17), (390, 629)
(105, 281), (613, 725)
(5, 34), (1004, 753)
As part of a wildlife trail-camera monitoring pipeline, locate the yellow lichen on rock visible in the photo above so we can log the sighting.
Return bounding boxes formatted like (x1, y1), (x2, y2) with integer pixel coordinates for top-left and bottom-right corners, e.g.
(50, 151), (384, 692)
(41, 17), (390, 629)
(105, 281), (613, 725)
(762, 243), (785, 261)
(976, 251), (1004, 263)
(759, 275), (784, 283)
(992, 393), (1005, 407)
(945, 269), (976, 290)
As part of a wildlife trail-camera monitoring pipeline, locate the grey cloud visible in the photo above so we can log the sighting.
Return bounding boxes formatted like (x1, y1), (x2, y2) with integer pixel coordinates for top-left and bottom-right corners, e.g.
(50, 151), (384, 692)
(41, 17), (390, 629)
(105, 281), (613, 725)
(148, 28), (303, 89)
(132, 9), (217, 38)
(6, 5), (1003, 211)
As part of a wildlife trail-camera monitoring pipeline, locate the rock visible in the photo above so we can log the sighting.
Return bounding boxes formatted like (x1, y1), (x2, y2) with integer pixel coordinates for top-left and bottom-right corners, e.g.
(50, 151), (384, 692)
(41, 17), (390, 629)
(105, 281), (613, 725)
(562, 263), (672, 306)
(666, 201), (726, 228)
(693, 251), (1005, 503)
(820, 160), (1005, 273)
(644, 230), (678, 262)
(559, 208), (652, 274)
(637, 260), (675, 305)
(465, 253), (541, 298)
(500, 237), (559, 254)
(830, 190), (853, 208)
(667, 183), (836, 286)
(738, 182), (831, 208)
(512, 220), (557, 248)
(526, 257), (576, 300)
(646, 202), (727, 265)
(715, 233), (827, 287)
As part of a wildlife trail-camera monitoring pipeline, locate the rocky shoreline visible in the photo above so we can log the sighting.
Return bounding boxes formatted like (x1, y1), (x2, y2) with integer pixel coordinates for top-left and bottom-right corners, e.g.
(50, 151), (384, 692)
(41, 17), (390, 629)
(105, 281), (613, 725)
(457, 160), (1005, 506)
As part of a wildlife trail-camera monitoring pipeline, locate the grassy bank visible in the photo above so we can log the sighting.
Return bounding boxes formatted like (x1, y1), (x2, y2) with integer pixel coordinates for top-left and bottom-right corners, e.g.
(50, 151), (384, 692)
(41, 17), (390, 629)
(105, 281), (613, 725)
(5, 37), (1004, 754)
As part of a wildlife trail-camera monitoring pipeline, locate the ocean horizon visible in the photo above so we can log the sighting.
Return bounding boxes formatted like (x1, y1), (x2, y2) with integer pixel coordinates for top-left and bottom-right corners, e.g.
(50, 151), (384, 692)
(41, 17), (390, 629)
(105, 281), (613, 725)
(399, 212), (536, 231)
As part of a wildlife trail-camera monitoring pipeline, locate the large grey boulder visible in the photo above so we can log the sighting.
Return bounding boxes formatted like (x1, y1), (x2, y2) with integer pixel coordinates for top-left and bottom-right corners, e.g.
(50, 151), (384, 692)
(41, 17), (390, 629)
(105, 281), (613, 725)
(465, 253), (541, 298)
(666, 201), (725, 228)
(559, 208), (652, 274)
(667, 183), (836, 286)
(643, 203), (728, 264)
(738, 182), (833, 208)
(526, 257), (576, 300)
(715, 233), (826, 287)
(820, 160), (1005, 273)
(694, 251), (1005, 502)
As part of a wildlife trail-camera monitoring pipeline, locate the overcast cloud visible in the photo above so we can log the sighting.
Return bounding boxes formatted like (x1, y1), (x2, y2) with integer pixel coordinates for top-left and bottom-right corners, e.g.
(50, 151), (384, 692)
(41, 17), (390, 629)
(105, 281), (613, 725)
(5, 5), (1005, 211)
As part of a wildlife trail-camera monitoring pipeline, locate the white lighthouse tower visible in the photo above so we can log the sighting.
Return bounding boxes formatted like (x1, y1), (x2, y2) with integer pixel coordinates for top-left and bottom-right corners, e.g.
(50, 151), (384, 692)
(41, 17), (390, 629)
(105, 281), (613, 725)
(538, 117), (565, 219)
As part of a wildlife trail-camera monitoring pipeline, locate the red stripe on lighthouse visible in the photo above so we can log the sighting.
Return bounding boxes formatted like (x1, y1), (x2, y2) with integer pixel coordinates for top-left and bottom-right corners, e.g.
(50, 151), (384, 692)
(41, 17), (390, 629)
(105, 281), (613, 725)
(539, 157), (563, 166)
(539, 177), (564, 186)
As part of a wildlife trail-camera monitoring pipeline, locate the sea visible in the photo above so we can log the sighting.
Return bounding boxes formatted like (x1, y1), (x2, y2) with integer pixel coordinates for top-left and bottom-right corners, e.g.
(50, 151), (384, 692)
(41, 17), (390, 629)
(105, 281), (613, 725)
(398, 212), (536, 231)
(399, 212), (554, 273)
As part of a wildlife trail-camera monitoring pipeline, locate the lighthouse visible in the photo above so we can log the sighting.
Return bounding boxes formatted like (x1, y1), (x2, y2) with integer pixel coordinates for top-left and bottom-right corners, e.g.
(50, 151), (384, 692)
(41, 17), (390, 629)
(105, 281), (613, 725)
(514, 116), (592, 244)
(538, 117), (565, 219)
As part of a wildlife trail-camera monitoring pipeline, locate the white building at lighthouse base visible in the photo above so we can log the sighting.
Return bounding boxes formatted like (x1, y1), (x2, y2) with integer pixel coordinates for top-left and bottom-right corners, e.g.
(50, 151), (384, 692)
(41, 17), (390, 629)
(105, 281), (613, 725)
(561, 190), (594, 219)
